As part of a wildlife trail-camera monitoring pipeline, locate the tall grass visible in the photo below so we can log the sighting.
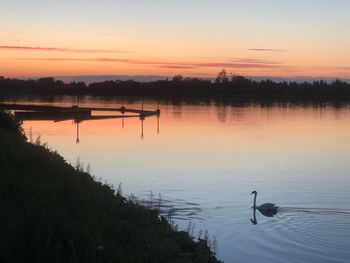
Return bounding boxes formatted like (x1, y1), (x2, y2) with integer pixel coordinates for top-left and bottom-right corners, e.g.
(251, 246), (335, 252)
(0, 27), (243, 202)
(0, 109), (24, 138)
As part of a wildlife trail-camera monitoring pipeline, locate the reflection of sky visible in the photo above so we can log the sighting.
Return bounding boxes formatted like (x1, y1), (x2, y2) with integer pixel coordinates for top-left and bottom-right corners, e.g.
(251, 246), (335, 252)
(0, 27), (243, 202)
(22, 102), (350, 187)
(18, 99), (350, 262)
(1, 0), (350, 78)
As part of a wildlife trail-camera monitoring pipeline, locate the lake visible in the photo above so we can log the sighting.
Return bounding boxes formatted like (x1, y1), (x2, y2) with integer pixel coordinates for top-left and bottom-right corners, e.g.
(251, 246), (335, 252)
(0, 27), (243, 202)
(4, 96), (350, 263)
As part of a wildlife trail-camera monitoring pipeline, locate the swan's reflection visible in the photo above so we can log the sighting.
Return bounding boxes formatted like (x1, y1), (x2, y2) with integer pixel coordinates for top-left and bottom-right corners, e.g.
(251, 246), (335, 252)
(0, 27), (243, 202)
(250, 207), (257, 225)
(250, 206), (278, 224)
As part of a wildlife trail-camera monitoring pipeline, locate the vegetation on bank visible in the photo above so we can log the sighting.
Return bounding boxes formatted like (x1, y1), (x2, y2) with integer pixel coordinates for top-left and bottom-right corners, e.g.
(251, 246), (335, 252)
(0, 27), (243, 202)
(0, 110), (221, 263)
(1, 73), (350, 103)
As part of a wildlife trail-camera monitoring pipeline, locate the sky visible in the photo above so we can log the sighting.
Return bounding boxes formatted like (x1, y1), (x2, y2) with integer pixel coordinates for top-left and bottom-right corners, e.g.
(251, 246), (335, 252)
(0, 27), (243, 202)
(0, 0), (349, 78)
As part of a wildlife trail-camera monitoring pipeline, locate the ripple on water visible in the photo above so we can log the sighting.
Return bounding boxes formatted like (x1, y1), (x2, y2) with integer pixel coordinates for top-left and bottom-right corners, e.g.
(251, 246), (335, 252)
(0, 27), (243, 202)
(137, 191), (350, 263)
(231, 207), (350, 263)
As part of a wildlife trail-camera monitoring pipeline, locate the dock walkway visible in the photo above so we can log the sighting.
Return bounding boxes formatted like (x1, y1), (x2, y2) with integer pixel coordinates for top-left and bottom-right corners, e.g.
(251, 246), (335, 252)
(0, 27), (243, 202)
(0, 103), (160, 121)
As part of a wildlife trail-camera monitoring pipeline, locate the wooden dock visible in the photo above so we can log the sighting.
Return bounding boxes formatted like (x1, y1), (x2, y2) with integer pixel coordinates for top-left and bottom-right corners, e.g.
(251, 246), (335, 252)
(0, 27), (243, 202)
(0, 103), (160, 122)
(0, 103), (160, 115)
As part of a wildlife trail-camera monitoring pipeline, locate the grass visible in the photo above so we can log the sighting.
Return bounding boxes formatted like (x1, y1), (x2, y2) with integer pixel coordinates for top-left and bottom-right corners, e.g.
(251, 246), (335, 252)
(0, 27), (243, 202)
(0, 111), (222, 263)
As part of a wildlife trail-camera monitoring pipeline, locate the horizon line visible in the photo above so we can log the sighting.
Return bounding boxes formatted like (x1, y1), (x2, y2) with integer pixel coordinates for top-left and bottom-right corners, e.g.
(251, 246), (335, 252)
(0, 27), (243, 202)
(4, 74), (350, 82)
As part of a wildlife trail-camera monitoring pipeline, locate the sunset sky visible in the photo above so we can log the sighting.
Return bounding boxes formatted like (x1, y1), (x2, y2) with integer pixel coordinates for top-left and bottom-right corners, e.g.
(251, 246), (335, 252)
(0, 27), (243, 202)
(1, 0), (349, 79)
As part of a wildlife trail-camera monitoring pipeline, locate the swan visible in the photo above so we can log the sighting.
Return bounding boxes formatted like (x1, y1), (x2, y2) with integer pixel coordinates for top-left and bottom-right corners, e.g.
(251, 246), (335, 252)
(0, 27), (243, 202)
(251, 190), (278, 217)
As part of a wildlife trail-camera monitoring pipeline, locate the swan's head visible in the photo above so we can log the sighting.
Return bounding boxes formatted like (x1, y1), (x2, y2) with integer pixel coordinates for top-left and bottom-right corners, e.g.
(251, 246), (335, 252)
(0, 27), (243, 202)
(251, 190), (257, 195)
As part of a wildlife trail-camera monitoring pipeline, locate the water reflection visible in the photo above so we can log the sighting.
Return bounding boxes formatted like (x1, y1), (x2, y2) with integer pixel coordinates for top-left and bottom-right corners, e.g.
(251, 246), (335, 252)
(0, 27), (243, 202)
(250, 207), (258, 225)
(251, 205), (350, 226)
(74, 114), (159, 142)
(22, 114), (160, 142)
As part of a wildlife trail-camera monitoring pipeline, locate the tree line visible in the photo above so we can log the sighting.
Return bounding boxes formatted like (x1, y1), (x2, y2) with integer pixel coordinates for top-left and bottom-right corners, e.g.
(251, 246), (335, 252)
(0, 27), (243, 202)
(1, 72), (350, 103)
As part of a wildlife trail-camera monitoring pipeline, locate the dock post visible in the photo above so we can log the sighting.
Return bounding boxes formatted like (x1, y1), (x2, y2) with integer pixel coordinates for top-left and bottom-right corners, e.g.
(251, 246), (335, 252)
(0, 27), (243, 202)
(157, 115), (160, 134)
(76, 122), (80, 144)
(141, 118), (144, 139)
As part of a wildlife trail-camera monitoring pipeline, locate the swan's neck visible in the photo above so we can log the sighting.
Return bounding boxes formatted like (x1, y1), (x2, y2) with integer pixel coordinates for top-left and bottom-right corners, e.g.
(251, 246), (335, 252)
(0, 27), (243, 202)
(253, 193), (257, 208)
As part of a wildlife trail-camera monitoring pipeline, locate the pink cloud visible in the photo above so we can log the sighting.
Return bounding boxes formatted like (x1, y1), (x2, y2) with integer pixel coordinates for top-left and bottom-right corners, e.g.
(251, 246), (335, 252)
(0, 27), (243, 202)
(194, 62), (286, 69)
(14, 57), (288, 70)
(153, 65), (198, 69)
(0, 45), (123, 53)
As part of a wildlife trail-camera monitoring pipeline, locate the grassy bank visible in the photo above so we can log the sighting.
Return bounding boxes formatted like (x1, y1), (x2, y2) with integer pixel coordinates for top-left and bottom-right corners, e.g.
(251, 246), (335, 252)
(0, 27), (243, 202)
(0, 110), (221, 263)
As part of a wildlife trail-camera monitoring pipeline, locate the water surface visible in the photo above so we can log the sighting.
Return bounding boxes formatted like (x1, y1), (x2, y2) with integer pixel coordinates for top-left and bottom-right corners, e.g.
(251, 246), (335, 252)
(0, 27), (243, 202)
(5, 96), (350, 263)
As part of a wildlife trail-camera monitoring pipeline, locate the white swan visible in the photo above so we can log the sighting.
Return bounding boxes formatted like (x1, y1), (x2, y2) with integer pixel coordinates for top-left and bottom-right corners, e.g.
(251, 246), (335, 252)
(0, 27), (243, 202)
(251, 190), (278, 217)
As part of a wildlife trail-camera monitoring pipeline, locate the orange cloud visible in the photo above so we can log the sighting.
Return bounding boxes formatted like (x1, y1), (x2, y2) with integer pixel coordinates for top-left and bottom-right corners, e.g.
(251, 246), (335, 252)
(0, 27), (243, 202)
(248, 48), (289, 52)
(335, 67), (350, 70)
(232, 58), (278, 64)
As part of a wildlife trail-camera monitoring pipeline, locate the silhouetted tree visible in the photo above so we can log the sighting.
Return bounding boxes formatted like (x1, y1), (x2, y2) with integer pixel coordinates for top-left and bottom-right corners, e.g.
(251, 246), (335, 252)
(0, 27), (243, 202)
(215, 69), (229, 83)
(172, 75), (184, 82)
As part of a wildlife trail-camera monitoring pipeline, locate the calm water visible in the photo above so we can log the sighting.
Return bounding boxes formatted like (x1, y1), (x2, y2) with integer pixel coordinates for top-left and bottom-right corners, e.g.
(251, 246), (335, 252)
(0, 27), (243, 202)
(5, 96), (350, 263)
